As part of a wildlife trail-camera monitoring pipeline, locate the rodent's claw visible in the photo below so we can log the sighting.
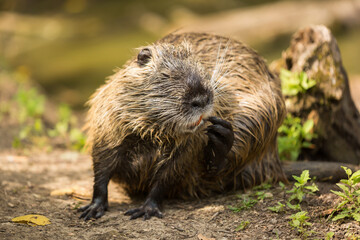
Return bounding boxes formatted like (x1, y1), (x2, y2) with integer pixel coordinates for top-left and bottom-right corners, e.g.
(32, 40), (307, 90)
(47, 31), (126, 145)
(207, 116), (233, 131)
(78, 200), (108, 221)
(124, 200), (163, 220)
(204, 117), (234, 174)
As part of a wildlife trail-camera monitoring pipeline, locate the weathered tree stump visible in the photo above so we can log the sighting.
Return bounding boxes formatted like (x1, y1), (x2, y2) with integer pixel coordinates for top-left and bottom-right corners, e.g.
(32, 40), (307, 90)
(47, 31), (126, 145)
(270, 25), (360, 168)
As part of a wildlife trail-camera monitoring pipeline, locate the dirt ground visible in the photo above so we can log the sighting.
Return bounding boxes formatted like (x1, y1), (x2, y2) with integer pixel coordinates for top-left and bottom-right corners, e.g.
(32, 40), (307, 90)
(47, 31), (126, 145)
(1, 150), (360, 240)
(0, 78), (360, 240)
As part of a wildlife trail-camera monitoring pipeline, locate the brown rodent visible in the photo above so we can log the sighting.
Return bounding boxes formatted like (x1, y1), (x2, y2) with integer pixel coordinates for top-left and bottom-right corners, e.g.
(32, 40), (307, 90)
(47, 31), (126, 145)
(79, 32), (287, 220)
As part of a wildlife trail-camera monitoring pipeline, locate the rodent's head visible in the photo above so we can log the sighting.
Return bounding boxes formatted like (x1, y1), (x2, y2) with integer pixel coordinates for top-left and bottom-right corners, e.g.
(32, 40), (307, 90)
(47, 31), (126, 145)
(123, 41), (214, 136)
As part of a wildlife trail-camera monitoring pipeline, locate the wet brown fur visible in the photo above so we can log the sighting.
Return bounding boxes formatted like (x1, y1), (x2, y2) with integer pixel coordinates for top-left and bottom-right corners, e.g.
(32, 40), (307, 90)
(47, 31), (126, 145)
(86, 32), (287, 199)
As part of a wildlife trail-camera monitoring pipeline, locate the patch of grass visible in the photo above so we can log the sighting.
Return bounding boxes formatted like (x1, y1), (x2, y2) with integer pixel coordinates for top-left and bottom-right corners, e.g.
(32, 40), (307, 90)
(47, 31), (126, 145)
(329, 166), (360, 222)
(230, 183), (274, 213)
(229, 196), (258, 212)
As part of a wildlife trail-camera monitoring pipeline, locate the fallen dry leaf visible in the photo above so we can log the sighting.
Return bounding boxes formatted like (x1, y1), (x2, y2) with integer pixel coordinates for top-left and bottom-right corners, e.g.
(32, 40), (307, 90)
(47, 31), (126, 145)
(50, 188), (75, 196)
(12, 214), (51, 226)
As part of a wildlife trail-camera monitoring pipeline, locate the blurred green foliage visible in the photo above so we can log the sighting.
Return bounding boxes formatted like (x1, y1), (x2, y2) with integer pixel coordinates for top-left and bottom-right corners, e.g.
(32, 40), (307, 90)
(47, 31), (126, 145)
(278, 115), (317, 161)
(1, 0), (359, 110)
(0, 66), (87, 150)
(277, 70), (317, 161)
(280, 69), (316, 96)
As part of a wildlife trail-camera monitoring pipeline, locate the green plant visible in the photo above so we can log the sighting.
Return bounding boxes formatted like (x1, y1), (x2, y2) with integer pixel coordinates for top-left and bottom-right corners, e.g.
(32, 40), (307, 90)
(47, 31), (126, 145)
(268, 201), (285, 213)
(289, 211), (312, 237)
(12, 87), (46, 148)
(228, 196), (258, 212)
(10, 85), (86, 150)
(279, 181), (286, 191)
(325, 231), (335, 240)
(48, 104), (86, 150)
(278, 114), (317, 161)
(15, 87), (45, 123)
(277, 69), (317, 161)
(253, 182), (272, 191)
(287, 170), (319, 210)
(230, 183), (275, 213)
(329, 166), (360, 222)
(280, 69), (316, 96)
(235, 221), (250, 231)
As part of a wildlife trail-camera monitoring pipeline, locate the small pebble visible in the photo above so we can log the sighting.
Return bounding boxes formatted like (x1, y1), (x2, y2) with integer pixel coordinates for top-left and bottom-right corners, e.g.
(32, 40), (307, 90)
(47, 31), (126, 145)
(264, 192), (273, 198)
(269, 219), (277, 224)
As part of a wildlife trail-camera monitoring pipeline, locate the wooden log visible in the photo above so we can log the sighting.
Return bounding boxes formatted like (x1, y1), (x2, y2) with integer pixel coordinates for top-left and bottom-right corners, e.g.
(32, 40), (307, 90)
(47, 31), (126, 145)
(270, 25), (360, 165)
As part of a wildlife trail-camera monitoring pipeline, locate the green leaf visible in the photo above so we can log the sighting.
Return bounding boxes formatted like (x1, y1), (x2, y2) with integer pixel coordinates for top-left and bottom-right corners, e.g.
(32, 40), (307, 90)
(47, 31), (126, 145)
(302, 141), (313, 148)
(341, 166), (352, 177)
(336, 183), (350, 194)
(287, 202), (301, 210)
(305, 183), (319, 193)
(325, 231), (335, 240)
(235, 221), (250, 231)
(34, 118), (43, 133)
(302, 120), (314, 134)
(299, 170), (310, 184)
(350, 170), (360, 183)
(331, 190), (349, 200)
(332, 212), (350, 221)
(290, 219), (300, 228)
(268, 202), (285, 213)
(337, 200), (349, 209)
(351, 213), (360, 222)
(293, 175), (301, 183)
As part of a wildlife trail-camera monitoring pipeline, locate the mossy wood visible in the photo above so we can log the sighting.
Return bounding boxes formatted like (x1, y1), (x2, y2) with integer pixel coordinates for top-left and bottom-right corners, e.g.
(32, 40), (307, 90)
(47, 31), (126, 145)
(271, 25), (360, 165)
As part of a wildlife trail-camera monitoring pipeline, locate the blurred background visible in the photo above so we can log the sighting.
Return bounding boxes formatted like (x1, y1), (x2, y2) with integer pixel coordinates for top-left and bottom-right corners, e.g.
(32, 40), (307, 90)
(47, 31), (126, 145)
(1, 0), (360, 109)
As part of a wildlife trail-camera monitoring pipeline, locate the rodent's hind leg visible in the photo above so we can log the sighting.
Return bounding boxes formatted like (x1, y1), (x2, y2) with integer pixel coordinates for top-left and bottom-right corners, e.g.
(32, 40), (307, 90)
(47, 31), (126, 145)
(124, 182), (164, 220)
(204, 116), (234, 174)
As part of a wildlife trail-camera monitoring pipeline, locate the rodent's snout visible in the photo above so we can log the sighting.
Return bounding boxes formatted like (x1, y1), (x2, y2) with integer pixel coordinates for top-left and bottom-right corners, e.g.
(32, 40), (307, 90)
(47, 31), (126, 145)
(190, 94), (212, 109)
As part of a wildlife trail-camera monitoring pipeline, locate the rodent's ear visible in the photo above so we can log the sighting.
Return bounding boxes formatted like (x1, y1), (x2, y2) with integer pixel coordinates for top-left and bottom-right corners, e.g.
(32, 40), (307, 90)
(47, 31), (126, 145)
(137, 48), (152, 66)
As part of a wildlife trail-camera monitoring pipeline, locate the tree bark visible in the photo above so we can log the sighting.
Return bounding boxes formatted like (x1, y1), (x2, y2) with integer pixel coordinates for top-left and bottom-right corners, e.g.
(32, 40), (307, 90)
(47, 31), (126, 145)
(270, 25), (360, 165)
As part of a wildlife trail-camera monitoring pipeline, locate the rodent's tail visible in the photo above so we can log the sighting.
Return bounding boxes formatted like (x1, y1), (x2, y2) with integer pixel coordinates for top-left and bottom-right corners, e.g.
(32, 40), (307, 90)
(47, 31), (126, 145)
(282, 161), (359, 183)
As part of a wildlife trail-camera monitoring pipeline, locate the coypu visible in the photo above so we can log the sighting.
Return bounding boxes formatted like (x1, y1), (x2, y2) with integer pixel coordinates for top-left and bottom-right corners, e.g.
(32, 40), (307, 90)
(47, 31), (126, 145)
(79, 32), (287, 220)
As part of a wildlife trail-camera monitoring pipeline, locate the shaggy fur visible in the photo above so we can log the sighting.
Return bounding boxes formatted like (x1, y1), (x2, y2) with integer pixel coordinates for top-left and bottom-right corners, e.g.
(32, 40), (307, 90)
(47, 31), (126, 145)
(85, 32), (287, 199)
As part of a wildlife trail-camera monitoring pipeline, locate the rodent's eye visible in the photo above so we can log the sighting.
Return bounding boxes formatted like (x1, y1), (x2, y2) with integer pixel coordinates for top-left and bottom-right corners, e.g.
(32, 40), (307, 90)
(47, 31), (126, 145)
(161, 73), (170, 79)
(137, 48), (152, 66)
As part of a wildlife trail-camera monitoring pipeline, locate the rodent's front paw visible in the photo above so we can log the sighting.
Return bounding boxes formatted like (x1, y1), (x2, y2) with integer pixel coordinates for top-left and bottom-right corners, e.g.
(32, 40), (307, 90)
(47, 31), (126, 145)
(78, 199), (108, 221)
(124, 199), (163, 220)
(204, 116), (234, 173)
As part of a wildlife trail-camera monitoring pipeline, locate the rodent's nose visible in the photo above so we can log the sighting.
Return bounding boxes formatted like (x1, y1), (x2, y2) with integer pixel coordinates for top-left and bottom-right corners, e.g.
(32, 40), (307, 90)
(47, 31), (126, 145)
(190, 95), (211, 109)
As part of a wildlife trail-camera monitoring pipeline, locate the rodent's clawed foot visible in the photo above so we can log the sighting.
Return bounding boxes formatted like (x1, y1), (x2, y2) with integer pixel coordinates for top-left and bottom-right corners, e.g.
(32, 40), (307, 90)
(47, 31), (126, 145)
(124, 199), (163, 220)
(78, 199), (108, 221)
(204, 116), (234, 173)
